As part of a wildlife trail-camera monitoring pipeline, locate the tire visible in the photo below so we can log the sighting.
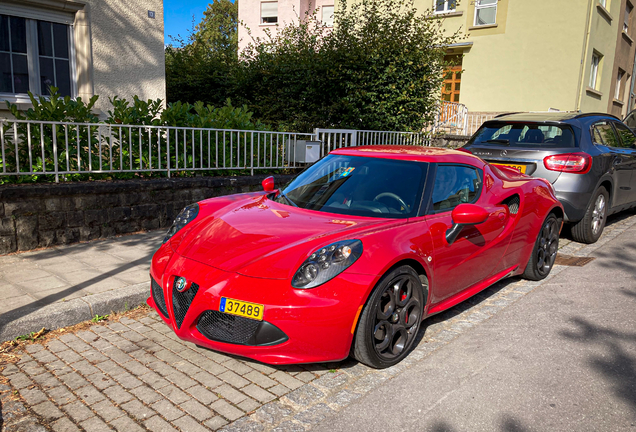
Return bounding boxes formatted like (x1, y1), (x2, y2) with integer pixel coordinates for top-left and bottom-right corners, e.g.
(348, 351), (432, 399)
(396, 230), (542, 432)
(570, 187), (608, 244)
(523, 213), (560, 281)
(352, 266), (426, 369)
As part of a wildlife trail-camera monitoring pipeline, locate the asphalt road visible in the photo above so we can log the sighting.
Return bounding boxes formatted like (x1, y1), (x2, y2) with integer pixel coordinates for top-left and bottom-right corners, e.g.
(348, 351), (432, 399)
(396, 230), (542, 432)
(312, 225), (636, 432)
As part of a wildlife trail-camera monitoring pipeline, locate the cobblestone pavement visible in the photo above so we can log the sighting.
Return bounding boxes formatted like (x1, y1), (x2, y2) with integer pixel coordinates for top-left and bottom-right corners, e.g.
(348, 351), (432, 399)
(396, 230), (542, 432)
(2, 211), (636, 432)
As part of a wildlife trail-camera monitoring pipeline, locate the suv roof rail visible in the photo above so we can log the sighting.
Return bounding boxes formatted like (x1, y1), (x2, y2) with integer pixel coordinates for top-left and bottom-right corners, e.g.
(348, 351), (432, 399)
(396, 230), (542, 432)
(574, 112), (620, 120)
(494, 112), (523, 118)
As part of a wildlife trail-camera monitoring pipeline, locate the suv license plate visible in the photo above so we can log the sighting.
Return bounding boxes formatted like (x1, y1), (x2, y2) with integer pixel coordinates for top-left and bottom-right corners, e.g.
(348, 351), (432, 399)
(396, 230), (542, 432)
(492, 163), (527, 174)
(219, 297), (264, 321)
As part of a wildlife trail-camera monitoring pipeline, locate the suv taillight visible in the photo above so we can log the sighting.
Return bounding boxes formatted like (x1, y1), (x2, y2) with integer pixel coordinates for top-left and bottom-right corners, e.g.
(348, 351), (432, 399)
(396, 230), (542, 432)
(543, 153), (592, 174)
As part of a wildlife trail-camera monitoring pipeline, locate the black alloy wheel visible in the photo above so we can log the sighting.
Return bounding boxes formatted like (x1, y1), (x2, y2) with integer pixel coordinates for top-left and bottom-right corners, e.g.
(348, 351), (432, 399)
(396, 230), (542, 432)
(353, 266), (426, 368)
(523, 213), (560, 281)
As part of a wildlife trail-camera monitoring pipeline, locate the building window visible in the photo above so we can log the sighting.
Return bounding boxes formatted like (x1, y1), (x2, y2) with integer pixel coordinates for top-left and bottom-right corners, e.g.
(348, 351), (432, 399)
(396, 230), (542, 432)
(0, 14), (73, 98)
(474, 0), (497, 26)
(616, 69), (625, 100)
(599, 0), (607, 8)
(590, 52), (602, 90)
(624, 3), (632, 32)
(261, 2), (278, 24)
(322, 5), (334, 27)
(435, 0), (457, 14)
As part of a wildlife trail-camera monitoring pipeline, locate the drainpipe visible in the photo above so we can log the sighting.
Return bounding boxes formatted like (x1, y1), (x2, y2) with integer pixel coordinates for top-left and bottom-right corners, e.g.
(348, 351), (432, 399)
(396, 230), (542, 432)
(629, 40), (636, 112)
(576, 0), (595, 111)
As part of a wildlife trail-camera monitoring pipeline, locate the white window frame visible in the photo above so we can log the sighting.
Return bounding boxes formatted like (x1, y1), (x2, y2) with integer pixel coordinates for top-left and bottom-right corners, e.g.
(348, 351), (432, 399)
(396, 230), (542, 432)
(616, 69), (625, 100)
(260, 1), (278, 25)
(590, 52), (602, 90)
(473, 0), (498, 26)
(322, 5), (334, 27)
(0, 9), (76, 104)
(435, 0), (457, 14)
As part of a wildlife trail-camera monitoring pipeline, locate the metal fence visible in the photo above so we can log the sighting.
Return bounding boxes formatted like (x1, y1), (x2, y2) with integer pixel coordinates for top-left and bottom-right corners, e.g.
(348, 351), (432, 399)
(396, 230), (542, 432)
(314, 128), (430, 155)
(0, 120), (316, 181)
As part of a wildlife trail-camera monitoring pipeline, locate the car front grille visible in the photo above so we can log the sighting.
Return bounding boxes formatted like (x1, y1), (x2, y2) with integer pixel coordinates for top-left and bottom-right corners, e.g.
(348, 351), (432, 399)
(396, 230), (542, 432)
(172, 281), (199, 329)
(196, 310), (260, 345)
(151, 278), (168, 318)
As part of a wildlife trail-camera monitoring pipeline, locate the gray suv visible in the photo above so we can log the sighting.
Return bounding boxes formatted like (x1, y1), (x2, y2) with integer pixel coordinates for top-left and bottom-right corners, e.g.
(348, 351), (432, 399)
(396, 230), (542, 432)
(461, 112), (636, 244)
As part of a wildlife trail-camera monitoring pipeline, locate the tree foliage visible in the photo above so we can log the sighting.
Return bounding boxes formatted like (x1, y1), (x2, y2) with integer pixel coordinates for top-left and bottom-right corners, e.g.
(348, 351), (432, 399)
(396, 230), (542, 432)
(237, 0), (460, 132)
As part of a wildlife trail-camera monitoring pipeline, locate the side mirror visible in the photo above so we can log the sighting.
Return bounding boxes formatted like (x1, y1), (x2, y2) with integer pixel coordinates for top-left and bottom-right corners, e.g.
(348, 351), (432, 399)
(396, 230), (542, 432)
(262, 176), (275, 192)
(445, 204), (489, 245)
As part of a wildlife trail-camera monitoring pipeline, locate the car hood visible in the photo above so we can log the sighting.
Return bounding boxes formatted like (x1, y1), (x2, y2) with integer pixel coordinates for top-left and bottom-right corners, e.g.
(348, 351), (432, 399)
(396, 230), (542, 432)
(176, 195), (396, 279)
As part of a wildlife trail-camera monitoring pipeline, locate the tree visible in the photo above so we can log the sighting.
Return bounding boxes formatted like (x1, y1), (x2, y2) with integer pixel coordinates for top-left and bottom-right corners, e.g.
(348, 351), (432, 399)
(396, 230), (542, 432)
(165, 0), (239, 106)
(237, 0), (460, 132)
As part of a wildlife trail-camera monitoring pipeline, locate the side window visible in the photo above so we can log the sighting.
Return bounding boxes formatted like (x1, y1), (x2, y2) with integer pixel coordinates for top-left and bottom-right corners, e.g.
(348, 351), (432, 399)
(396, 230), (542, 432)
(613, 122), (636, 148)
(593, 122), (620, 147)
(431, 165), (482, 212)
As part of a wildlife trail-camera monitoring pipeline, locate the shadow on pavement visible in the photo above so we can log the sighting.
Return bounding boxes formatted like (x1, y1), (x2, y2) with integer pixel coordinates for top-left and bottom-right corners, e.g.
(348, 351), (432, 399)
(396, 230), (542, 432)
(560, 316), (636, 414)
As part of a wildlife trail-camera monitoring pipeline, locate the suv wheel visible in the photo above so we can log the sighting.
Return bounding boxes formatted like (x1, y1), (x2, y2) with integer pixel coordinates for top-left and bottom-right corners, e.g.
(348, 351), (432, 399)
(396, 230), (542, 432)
(571, 186), (608, 244)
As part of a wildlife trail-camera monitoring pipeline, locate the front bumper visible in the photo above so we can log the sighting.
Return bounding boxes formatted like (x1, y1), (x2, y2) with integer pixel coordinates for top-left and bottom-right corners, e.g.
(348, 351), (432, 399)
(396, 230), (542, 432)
(148, 245), (376, 364)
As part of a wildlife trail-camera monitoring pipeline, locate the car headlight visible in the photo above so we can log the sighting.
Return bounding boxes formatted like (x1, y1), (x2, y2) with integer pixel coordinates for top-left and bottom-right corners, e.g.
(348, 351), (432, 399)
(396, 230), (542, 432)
(163, 203), (199, 243)
(292, 240), (363, 289)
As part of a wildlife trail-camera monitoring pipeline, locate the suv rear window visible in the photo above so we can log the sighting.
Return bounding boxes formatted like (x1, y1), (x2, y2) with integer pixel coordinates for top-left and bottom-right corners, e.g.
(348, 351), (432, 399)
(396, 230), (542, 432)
(468, 122), (576, 148)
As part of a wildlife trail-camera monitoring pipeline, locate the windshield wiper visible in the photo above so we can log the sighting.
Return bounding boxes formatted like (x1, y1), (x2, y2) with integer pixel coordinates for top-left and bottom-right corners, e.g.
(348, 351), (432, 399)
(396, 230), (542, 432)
(277, 190), (298, 207)
(484, 139), (510, 145)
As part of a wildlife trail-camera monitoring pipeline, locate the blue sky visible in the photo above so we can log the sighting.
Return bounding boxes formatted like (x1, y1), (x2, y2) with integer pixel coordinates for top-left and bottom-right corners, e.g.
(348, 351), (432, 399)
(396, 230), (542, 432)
(163, 0), (211, 45)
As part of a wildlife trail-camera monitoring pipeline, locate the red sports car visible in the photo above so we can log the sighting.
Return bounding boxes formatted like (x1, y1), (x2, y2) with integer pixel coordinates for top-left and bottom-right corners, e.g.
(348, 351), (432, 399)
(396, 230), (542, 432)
(148, 146), (563, 368)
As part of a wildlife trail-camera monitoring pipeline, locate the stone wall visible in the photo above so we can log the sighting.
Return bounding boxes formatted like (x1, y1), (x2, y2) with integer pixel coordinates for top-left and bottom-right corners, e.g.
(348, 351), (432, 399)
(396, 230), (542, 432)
(431, 134), (471, 149)
(0, 175), (294, 255)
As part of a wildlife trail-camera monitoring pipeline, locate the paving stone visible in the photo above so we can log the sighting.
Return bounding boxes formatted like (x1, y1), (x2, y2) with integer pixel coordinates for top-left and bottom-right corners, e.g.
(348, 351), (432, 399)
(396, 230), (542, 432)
(79, 416), (111, 432)
(2, 363), (20, 376)
(294, 372), (316, 383)
(96, 360), (126, 377)
(220, 359), (254, 376)
(103, 385), (134, 404)
(91, 338), (114, 352)
(129, 349), (157, 364)
(216, 384), (248, 404)
(56, 350), (83, 364)
(20, 361), (47, 377)
(243, 371), (277, 389)
(218, 370), (250, 388)
(139, 372), (170, 389)
(254, 401), (294, 425)
(149, 399), (185, 421)
(237, 397), (261, 413)
(86, 372), (116, 390)
(246, 362), (278, 375)
(81, 349), (109, 364)
(348, 373), (389, 394)
(120, 399), (155, 421)
(51, 417), (81, 432)
(241, 384), (275, 404)
(32, 372), (61, 389)
(173, 415), (210, 432)
(101, 346), (132, 364)
(25, 344), (45, 354)
(70, 360), (100, 376)
(92, 399), (125, 422)
(312, 372), (348, 390)
(204, 416), (229, 430)
(270, 372), (304, 390)
(46, 360), (73, 375)
(221, 417), (264, 432)
(285, 385), (325, 407)
(9, 373), (33, 389)
(294, 403), (334, 425)
(76, 331), (99, 343)
(181, 399), (214, 421)
(211, 399), (245, 421)
(144, 415), (180, 432)
(165, 371), (197, 390)
(187, 384), (219, 404)
(62, 401), (94, 422)
(46, 385), (77, 406)
(114, 372), (142, 389)
(158, 385), (190, 404)
(147, 361), (178, 377)
(76, 385), (105, 405)
(268, 384), (291, 397)
(154, 349), (182, 364)
(192, 370), (223, 389)
(19, 388), (48, 405)
(122, 360), (151, 376)
(173, 360), (203, 376)
(270, 420), (307, 432)
(0, 400), (28, 424)
(130, 385), (162, 404)
(110, 415), (145, 432)
(120, 331), (145, 342)
(194, 358), (228, 375)
(31, 401), (64, 421)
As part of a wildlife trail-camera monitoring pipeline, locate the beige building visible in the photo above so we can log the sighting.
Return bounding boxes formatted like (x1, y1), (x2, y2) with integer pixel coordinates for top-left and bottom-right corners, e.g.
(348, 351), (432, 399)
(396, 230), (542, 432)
(0, 0), (165, 116)
(430, 0), (636, 117)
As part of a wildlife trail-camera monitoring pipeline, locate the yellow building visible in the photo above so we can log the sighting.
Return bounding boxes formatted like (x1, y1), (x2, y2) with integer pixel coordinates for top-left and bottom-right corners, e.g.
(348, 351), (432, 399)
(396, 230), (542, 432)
(426, 0), (636, 118)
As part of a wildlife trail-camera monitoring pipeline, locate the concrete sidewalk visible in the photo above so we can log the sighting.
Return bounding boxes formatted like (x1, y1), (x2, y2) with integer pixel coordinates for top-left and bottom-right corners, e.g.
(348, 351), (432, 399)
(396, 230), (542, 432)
(0, 231), (163, 341)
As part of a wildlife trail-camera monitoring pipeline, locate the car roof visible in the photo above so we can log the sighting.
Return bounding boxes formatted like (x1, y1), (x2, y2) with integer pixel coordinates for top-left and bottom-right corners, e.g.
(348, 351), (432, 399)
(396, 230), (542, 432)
(330, 145), (485, 165)
(492, 112), (620, 123)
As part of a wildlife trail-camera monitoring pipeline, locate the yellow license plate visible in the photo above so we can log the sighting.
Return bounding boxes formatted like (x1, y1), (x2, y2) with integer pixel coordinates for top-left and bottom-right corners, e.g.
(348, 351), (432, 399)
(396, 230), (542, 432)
(492, 163), (527, 174)
(219, 297), (264, 321)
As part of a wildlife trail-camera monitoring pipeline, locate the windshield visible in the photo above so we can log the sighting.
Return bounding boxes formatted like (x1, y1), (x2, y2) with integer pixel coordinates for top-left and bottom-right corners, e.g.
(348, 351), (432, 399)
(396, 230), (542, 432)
(468, 122), (577, 148)
(275, 155), (427, 218)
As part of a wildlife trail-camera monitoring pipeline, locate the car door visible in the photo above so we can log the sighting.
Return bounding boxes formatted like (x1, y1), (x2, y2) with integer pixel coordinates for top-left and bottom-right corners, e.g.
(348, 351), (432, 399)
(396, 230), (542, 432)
(592, 121), (633, 207)
(612, 121), (636, 204)
(416, 164), (509, 305)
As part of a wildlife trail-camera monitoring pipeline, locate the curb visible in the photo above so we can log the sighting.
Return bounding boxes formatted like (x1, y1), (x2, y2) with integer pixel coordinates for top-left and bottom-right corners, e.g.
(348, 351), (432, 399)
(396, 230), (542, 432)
(0, 282), (149, 342)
